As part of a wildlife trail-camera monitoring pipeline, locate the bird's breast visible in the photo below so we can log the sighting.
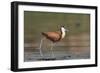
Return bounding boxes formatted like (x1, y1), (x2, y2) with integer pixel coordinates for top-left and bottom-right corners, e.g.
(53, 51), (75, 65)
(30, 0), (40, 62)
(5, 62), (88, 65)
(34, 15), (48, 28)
(61, 31), (66, 39)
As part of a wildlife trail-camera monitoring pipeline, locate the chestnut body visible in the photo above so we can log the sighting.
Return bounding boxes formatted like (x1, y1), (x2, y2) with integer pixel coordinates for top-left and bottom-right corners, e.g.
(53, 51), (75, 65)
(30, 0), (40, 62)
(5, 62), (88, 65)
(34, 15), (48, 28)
(42, 31), (62, 42)
(41, 26), (66, 42)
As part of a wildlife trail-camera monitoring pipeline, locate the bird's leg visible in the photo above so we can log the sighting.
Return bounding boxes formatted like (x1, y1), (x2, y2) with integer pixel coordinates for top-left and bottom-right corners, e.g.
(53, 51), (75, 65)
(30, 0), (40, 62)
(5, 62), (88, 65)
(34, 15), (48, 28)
(39, 38), (45, 58)
(50, 42), (55, 58)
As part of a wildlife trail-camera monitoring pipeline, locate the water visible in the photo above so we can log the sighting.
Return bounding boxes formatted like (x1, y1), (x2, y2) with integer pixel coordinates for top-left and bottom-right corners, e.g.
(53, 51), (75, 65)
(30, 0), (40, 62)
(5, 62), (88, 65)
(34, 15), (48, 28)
(24, 46), (90, 62)
(24, 33), (90, 62)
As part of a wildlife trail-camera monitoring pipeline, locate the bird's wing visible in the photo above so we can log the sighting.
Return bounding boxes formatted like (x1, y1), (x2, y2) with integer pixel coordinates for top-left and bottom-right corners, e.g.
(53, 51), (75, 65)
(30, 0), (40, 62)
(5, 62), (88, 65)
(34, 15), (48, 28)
(43, 32), (61, 41)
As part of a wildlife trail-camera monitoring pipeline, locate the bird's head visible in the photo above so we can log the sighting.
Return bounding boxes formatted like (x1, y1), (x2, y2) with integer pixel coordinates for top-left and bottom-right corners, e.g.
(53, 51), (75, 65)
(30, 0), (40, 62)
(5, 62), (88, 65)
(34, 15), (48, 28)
(61, 26), (69, 32)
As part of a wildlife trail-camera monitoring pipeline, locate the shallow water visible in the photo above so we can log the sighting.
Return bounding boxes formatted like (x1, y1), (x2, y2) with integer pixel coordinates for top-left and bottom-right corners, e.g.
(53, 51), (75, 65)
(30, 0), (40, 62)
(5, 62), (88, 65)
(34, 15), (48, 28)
(24, 46), (90, 62)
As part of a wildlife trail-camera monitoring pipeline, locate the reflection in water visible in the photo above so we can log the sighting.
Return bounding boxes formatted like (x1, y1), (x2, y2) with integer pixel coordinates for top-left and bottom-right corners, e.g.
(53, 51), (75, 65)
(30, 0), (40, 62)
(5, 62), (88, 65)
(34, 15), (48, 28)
(24, 46), (90, 62)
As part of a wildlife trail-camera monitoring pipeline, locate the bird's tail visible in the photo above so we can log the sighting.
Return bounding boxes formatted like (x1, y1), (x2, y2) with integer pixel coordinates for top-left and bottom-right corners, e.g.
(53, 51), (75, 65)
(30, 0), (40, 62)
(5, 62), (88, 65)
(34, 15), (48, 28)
(41, 32), (46, 36)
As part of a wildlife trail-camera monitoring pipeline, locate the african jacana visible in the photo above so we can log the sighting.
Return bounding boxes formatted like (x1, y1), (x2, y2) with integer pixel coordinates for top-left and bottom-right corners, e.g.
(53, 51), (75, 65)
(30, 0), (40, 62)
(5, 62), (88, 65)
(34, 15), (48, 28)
(38, 26), (69, 58)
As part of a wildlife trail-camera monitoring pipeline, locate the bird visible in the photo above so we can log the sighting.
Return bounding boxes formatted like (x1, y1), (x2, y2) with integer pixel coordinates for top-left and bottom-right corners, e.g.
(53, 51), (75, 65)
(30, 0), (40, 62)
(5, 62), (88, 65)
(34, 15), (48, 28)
(38, 26), (69, 58)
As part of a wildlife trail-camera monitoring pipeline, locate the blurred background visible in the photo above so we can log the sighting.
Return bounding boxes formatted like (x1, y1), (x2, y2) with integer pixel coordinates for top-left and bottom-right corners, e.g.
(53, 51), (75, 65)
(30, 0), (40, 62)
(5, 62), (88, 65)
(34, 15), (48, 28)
(24, 11), (90, 62)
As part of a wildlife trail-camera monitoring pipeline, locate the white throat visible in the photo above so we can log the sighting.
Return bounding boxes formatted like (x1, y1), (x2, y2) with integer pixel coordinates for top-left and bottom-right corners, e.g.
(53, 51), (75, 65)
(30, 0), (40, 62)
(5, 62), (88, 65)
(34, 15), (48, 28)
(61, 27), (66, 39)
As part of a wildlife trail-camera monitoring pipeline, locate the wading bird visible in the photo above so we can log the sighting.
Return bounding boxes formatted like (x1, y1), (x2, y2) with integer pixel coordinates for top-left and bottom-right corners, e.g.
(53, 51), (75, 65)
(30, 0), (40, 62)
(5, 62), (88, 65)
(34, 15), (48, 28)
(38, 26), (69, 58)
